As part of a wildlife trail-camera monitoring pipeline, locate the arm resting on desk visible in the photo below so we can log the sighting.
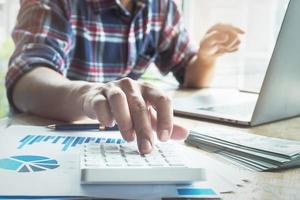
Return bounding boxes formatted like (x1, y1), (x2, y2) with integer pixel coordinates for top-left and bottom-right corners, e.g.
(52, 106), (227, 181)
(12, 67), (92, 122)
(12, 67), (189, 154)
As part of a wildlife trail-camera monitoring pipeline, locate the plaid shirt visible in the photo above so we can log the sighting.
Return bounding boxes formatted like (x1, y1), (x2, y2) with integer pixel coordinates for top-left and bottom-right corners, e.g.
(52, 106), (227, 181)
(6, 0), (196, 106)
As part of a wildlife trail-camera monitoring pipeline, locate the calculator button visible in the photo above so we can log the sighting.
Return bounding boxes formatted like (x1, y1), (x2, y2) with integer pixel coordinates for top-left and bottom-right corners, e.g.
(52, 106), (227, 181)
(102, 144), (120, 152)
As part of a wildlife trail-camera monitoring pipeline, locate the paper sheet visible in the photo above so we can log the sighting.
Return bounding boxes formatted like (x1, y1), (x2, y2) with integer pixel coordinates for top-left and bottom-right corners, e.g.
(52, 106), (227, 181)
(0, 125), (221, 199)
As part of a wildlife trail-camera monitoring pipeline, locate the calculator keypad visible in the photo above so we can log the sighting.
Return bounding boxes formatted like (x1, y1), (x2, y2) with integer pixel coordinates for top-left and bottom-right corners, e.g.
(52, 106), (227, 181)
(82, 142), (186, 168)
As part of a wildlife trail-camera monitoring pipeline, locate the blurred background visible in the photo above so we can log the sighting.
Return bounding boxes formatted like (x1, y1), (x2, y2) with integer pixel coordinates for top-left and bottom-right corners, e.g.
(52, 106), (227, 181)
(0, 0), (290, 118)
(0, 0), (18, 118)
(180, 0), (289, 92)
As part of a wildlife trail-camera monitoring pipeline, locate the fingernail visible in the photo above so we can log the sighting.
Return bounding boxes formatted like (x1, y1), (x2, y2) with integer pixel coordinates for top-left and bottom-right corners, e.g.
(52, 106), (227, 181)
(139, 139), (152, 153)
(108, 120), (116, 127)
(99, 125), (106, 130)
(127, 133), (136, 142)
(160, 130), (170, 141)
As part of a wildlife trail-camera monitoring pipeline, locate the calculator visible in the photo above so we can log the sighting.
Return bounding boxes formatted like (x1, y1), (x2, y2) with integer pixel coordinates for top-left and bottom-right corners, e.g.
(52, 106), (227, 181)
(80, 142), (205, 184)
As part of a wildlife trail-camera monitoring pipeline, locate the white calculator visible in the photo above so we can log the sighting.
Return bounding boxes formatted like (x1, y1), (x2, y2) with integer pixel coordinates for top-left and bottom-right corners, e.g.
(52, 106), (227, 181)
(80, 142), (205, 184)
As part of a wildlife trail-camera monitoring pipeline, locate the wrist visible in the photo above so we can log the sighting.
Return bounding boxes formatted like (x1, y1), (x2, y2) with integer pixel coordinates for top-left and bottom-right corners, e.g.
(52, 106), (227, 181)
(197, 51), (216, 66)
(184, 55), (216, 88)
(63, 81), (95, 120)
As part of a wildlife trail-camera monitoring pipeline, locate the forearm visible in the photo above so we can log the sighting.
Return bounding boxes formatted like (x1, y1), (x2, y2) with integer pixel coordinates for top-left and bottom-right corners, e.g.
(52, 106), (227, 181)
(12, 67), (93, 122)
(183, 55), (215, 88)
(11, 67), (189, 154)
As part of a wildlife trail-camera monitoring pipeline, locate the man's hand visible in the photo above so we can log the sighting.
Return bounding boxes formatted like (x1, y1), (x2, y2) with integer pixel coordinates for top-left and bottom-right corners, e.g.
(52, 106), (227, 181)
(80, 78), (188, 154)
(198, 23), (244, 63)
(184, 23), (244, 88)
(12, 68), (188, 155)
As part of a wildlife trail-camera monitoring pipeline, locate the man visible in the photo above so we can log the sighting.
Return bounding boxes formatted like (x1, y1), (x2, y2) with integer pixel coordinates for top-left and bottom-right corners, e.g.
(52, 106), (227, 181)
(5, 0), (243, 154)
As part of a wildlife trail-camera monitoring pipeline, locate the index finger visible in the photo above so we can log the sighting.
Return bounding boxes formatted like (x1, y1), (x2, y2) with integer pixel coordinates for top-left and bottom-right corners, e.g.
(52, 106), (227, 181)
(120, 79), (154, 154)
(233, 26), (245, 34)
(207, 24), (245, 35)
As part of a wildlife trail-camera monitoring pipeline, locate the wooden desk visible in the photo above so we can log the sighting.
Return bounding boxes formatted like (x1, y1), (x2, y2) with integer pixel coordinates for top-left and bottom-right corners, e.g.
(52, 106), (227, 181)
(1, 96), (300, 200)
(169, 89), (300, 200)
(174, 116), (300, 200)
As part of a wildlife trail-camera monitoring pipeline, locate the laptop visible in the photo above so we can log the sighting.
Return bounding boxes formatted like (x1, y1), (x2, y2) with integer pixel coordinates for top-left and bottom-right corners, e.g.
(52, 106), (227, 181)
(173, 0), (300, 126)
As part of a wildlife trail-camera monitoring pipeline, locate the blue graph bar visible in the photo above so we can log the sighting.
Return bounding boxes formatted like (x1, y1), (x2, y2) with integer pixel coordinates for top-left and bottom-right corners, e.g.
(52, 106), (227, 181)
(71, 137), (81, 147)
(29, 135), (43, 145)
(177, 188), (216, 196)
(18, 135), (35, 149)
(35, 136), (45, 143)
(62, 137), (75, 151)
(43, 136), (52, 142)
(77, 137), (85, 145)
(62, 136), (71, 145)
(110, 138), (116, 143)
(95, 138), (106, 143)
(19, 135), (33, 143)
(117, 139), (123, 144)
(18, 134), (125, 152)
(52, 136), (66, 144)
(84, 137), (95, 143)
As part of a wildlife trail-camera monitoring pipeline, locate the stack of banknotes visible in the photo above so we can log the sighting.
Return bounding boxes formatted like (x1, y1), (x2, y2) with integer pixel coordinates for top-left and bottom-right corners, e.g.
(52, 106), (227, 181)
(186, 127), (300, 171)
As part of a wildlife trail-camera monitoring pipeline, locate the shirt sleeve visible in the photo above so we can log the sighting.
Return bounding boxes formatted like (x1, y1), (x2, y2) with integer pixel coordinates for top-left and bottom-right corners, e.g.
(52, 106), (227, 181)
(5, 0), (74, 108)
(155, 0), (197, 85)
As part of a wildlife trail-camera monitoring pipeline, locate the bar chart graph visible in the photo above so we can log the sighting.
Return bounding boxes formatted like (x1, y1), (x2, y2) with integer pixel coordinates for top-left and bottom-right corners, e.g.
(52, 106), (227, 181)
(18, 134), (125, 152)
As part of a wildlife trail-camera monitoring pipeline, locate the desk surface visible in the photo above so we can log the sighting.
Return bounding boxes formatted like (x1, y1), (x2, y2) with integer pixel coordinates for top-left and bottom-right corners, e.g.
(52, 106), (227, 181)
(171, 89), (300, 200)
(1, 89), (300, 200)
